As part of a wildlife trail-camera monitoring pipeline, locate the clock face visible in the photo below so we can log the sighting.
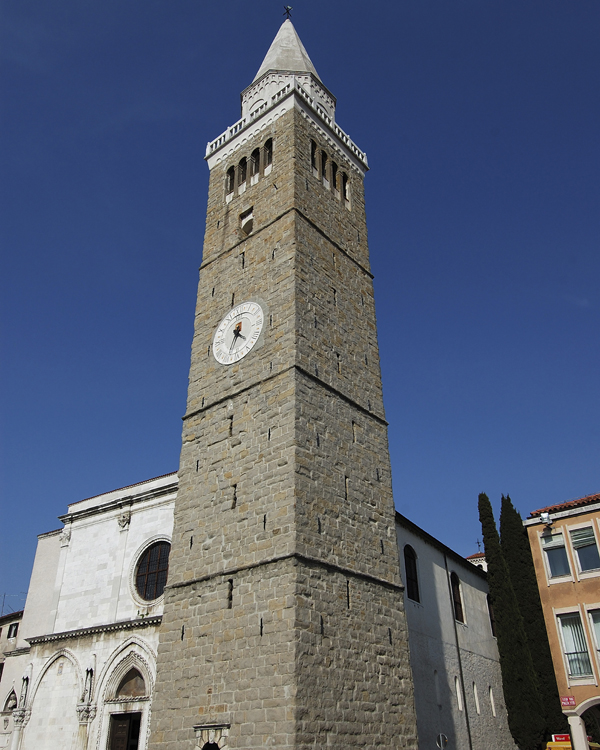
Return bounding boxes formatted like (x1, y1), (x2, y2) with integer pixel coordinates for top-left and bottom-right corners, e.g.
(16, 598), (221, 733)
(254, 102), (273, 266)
(213, 301), (264, 365)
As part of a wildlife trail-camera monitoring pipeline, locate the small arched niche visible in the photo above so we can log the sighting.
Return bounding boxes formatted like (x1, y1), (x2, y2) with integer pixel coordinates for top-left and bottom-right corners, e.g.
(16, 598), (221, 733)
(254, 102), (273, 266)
(115, 668), (146, 699)
(4, 691), (17, 712)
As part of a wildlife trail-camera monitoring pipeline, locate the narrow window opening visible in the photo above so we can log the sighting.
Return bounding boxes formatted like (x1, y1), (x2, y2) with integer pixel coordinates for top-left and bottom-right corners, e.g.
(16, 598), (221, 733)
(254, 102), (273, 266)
(332, 252), (336, 268)
(331, 161), (338, 194)
(361, 294), (364, 307)
(316, 432), (320, 447)
(365, 354), (368, 366)
(346, 579), (350, 609)
(342, 172), (349, 203)
(250, 148), (260, 184)
(315, 364), (319, 377)
(227, 579), (233, 608)
(332, 288), (337, 306)
(260, 618), (263, 636)
(181, 625), (185, 640)
(352, 421), (357, 443)
(489, 686), (496, 717)
(190, 535), (194, 549)
(451, 572), (464, 623)
(487, 595), (497, 637)
(272, 248), (276, 260)
(268, 427), (271, 441)
(264, 138), (273, 170)
(310, 140), (317, 173)
(196, 460), (199, 472)
(217, 220), (220, 228)
(455, 677), (463, 711)
(226, 167), (235, 196)
(317, 516), (322, 534)
(228, 415), (233, 437)
(263, 514), (267, 530)
(336, 353), (341, 375)
(270, 361), (273, 372)
(238, 157), (247, 188)
(231, 484), (237, 509)
(321, 150), (329, 186)
(320, 615), (324, 636)
(404, 545), (420, 602)
(376, 468), (381, 482)
(201, 397), (205, 408)
(207, 345), (211, 357)
(388, 627), (392, 645)
(211, 287), (215, 297)
(380, 539), (384, 555)
(344, 475), (349, 501)
(368, 399), (371, 411)
(241, 252), (245, 269)
(314, 315), (317, 328)
(473, 683), (481, 714)
(269, 314), (273, 326)
(231, 292), (235, 308)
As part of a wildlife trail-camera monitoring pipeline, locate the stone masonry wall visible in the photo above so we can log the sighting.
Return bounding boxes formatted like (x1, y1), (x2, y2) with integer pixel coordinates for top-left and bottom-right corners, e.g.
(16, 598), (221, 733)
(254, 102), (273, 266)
(149, 100), (418, 750)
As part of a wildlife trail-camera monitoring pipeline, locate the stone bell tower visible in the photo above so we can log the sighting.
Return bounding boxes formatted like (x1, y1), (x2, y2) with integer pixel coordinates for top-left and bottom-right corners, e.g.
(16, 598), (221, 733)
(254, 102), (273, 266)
(149, 19), (418, 750)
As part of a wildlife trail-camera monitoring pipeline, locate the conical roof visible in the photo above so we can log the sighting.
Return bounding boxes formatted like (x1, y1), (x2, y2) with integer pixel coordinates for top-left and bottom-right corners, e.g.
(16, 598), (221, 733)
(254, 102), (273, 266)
(253, 19), (320, 82)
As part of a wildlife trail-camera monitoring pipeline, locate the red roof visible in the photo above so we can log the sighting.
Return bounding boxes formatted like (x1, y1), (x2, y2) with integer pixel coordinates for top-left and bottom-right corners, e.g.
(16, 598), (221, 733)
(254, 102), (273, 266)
(466, 552), (485, 560)
(529, 491), (600, 518)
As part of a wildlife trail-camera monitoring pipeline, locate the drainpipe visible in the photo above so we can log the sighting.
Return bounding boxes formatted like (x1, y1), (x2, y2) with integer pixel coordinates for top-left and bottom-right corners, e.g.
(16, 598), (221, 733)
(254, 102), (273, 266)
(444, 553), (474, 750)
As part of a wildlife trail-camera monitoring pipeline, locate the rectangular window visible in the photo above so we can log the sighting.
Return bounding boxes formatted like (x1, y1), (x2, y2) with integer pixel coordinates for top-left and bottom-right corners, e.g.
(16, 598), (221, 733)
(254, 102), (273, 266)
(542, 532), (571, 578)
(570, 527), (600, 572)
(7, 623), (18, 639)
(559, 613), (593, 677)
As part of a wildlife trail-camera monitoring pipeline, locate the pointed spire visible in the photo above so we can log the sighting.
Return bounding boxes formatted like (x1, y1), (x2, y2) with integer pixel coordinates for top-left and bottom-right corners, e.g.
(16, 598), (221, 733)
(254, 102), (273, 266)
(253, 19), (321, 83)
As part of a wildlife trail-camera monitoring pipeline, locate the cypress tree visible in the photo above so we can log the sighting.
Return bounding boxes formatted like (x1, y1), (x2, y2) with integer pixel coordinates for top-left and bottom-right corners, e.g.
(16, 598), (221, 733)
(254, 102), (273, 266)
(478, 493), (545, 750)
(500, 495), (568, 738)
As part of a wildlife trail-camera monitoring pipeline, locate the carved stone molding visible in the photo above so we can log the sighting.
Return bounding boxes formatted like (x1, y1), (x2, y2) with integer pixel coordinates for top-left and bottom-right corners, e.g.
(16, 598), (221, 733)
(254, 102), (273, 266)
(60, 526), (72, 547)
(194, 724), (230, 750)
(76, 704), (97, 724)
(12, 709), (31, 728)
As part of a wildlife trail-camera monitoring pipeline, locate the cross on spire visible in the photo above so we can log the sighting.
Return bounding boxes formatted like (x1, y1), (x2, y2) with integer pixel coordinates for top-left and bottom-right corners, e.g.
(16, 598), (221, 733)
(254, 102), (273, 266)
(283, 5), (293, 19)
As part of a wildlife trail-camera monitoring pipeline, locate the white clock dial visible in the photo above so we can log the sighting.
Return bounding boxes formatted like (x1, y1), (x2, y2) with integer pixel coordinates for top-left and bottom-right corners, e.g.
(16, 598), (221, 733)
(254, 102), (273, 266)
(213, 301), (264, 365)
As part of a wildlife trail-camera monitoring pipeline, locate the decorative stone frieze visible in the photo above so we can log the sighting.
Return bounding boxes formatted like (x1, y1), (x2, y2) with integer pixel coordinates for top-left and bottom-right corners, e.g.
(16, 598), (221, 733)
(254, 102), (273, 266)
(76, 704), (97, 724)
(11, 709), (30, 728)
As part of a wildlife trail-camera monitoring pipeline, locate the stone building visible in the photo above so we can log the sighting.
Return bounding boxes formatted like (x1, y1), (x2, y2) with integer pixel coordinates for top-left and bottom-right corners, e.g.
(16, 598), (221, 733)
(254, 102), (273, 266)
(1, 19), (517, 750)
(526, 493), (600, 750)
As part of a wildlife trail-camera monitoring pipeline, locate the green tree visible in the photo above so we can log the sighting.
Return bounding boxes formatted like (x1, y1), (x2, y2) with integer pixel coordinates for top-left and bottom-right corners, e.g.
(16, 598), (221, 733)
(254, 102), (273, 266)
(478, 493), (545, 750)
(500, 494), (568, 737)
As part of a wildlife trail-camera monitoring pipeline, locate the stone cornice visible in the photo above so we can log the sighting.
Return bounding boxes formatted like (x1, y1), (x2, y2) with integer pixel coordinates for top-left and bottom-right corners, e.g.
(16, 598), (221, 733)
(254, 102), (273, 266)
(26, 616), (162, 645)
(59, 482), (177, 524)
(168, 552), (403, 594)
(3, 647), (30, 658)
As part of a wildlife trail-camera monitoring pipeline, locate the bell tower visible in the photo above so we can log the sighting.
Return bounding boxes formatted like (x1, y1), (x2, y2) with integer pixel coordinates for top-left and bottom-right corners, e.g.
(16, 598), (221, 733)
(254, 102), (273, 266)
(149, 20), (418, 750)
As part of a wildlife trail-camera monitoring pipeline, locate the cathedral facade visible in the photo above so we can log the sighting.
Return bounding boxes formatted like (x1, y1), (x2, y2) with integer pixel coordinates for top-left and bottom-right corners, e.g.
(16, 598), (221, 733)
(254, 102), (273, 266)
(1, 20), (516, 750)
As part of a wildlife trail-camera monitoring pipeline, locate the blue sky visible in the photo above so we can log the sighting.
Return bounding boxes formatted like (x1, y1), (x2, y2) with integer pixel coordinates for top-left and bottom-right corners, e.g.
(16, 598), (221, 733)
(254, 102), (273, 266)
(2, 0), (600, 608)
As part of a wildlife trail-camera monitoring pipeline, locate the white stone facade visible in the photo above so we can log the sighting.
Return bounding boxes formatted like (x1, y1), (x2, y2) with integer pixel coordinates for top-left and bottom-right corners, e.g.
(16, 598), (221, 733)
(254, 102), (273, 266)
(396, 513), (517, 750)
(0, 474), (175, 750)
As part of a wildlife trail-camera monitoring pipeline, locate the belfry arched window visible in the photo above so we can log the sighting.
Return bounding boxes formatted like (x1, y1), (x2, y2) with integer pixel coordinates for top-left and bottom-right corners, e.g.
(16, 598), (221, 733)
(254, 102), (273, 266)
(264, 138), (273, 173)
(403, 545), (420, 603)
(238, 158), (247, 189)
(135, 541), (171, 601)
(226, 167), (235, 196)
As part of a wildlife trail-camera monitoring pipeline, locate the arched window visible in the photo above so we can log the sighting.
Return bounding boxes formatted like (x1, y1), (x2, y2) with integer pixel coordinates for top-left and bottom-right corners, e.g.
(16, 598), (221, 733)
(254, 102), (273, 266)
(403, 545), (420, 603)
(238, 158), (247, 188)
(250, 148), (260, 183)
(342, 172), (349, 203)
(321, 150), (328, 185)
(264, 138), (273, 170)
(455, 676), (463, 711)
(487, 594), (497, 637)
(226, 167), (235, 196)
(450, 572), (464, 623)
(116, 668), (146, 699)
(331, 161), (338, 194)
(310, 140), (318, 174)
(135, 541), (171, 601)
(4, 691), (17, 711)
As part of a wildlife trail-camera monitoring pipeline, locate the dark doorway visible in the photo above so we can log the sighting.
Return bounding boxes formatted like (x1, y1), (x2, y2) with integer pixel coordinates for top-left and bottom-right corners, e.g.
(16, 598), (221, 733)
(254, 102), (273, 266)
(109, 713), (141, 750)
(202, 744), (220, 750)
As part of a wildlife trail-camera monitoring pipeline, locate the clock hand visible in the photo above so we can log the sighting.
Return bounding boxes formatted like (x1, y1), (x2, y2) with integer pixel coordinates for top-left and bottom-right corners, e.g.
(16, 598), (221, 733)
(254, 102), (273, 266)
(229, 330), (239, 353)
